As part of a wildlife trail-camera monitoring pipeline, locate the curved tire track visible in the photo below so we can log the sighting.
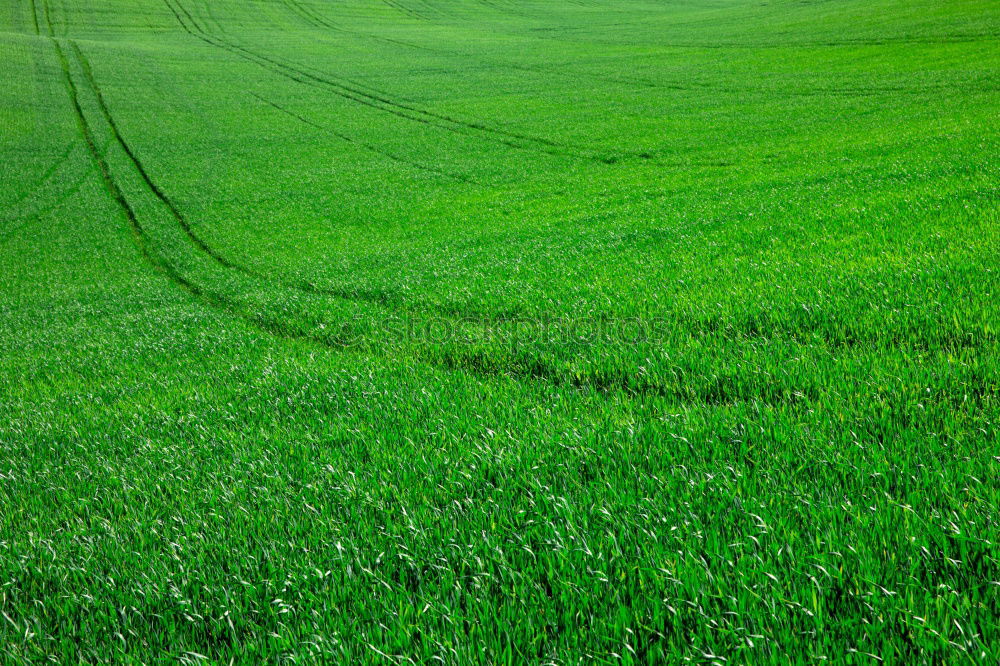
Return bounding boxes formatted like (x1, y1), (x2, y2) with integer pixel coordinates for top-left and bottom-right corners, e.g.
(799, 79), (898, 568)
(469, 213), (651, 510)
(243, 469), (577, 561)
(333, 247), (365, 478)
(72, 42), (472, 301)
(48, 8), (728, 403)
(52, 36), (359, 348)
(164, 0), (613, 164)
(249, 92), (475, 184)
(60, 39), (687, 401)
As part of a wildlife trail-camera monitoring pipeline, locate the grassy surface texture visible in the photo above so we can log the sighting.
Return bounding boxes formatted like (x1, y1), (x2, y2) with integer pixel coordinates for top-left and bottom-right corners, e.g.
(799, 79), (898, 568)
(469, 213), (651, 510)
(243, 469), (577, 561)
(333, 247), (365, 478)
(1, 0), (999, 663)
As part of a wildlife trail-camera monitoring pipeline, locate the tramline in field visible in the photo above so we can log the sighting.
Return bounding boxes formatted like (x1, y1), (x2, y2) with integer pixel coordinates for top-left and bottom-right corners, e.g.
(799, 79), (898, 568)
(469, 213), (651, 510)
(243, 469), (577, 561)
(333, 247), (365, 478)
(1, 0), (998, 663)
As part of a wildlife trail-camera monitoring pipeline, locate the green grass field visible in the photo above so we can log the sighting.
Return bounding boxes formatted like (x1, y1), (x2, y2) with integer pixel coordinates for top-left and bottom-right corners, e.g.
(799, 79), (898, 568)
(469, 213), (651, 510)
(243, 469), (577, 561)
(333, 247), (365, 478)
(2, 0), (999, 662)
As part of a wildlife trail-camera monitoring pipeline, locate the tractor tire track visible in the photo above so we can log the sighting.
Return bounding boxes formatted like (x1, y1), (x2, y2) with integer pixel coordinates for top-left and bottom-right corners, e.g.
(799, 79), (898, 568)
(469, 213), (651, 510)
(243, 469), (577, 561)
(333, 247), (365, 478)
(66, 21), (650, 324)
(276, 0), (465, 65)
(37, 5), (588, 395)
(72, 40), (472, 284)
(71, 43), (469, 312)
(203, 0), (408, 102)
(70, 42), (246, 276)
(46, 6), (724, 403)
(230, 1), (665, 161)
(54, 8), (693, 328)
(52, 36), (357, 349)
(52, 38), (200, 298)
(57, 40), (632, 397)
(74, 50), (481, 318)
(162, 0), (488, 147)
(164, 0), (611, 164)
(280, 0), (339, 32)
(59, 36), (649, 399)
(249, 92), (475, 184)
(272, 2), (660, 93)
(29, 0), (41, 35)
(382, 0), (428, 22)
